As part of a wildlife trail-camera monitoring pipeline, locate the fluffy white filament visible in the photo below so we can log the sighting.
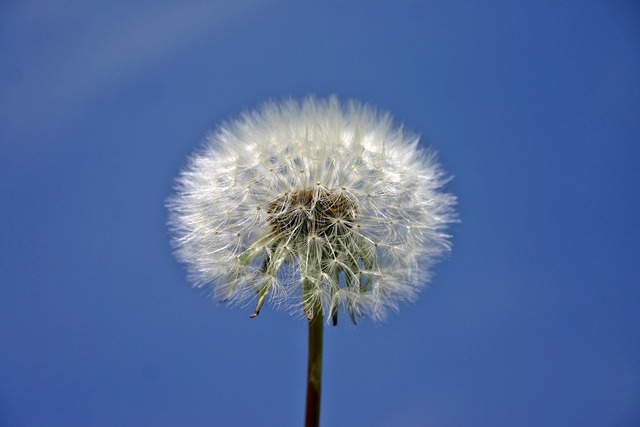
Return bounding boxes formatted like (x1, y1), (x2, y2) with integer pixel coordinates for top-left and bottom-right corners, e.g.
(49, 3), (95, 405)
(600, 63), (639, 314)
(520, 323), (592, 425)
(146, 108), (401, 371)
(167, 97), (456, 323)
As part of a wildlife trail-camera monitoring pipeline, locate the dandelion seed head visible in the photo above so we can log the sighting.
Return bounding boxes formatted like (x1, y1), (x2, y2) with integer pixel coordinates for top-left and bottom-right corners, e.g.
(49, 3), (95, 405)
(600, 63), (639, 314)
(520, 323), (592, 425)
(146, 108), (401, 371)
(167, 96), (456, 323)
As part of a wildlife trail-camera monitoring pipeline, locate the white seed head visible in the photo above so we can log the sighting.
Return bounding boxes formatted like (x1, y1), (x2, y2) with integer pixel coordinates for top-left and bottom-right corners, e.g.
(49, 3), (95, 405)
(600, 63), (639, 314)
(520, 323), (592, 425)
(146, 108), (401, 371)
(167, 97), (456, 323)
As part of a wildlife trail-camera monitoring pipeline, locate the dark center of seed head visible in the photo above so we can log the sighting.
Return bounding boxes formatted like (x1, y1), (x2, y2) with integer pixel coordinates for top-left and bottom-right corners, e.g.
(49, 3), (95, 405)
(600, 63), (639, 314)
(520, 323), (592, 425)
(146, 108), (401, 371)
(267, 187), (357, 238)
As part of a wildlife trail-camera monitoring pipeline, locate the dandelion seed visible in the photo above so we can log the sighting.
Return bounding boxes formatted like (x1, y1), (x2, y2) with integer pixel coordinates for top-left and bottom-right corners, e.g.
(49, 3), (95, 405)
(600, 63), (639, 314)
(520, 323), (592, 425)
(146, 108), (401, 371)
(167, 96), (456, 323)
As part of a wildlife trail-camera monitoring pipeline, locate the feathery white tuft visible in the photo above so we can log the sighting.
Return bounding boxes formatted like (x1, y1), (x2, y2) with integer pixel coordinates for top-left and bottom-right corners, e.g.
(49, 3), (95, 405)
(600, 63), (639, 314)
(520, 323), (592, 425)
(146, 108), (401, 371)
(167, 97), (456, 323)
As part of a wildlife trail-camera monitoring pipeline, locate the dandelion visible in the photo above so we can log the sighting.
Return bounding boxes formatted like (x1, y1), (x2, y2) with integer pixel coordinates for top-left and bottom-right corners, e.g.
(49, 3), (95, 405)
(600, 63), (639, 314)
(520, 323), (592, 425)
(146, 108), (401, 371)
(167, 96), (456, 426)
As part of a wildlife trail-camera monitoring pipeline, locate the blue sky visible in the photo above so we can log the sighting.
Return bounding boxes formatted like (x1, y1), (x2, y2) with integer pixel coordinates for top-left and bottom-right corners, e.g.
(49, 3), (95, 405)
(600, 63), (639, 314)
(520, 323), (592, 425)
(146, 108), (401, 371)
(1, 1), (639, 426)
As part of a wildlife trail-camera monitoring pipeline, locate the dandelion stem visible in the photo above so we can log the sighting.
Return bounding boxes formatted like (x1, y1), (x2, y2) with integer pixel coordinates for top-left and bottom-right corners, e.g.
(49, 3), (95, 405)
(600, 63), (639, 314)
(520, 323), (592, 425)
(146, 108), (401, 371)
(304, 308), (324, 427)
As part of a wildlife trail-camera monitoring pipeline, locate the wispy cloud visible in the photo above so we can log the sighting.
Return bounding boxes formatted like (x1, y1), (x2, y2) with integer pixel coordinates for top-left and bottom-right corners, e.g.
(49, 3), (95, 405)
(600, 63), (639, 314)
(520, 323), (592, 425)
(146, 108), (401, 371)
(0, 0), (264, 137)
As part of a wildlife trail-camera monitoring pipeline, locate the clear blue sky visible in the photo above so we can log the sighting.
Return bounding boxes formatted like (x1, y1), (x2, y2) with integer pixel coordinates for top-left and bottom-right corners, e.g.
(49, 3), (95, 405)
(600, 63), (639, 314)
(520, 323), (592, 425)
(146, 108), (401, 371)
(1, 1), (639, 426)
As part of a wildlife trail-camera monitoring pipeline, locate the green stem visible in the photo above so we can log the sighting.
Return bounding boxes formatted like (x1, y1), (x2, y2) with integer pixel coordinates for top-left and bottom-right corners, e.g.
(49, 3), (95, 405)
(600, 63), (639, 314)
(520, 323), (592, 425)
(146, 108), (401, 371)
(304, 309), (324, 427)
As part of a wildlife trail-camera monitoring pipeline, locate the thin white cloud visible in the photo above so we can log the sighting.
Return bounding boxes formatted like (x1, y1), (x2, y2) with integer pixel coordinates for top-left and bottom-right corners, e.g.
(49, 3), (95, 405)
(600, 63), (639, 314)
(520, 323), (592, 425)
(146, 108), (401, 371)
(0, 0), (265, 137)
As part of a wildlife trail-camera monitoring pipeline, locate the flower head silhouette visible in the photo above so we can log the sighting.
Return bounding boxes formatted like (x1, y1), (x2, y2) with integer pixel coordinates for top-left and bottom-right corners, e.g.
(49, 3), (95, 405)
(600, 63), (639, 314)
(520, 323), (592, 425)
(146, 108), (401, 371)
(168, 97), (456, 323)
